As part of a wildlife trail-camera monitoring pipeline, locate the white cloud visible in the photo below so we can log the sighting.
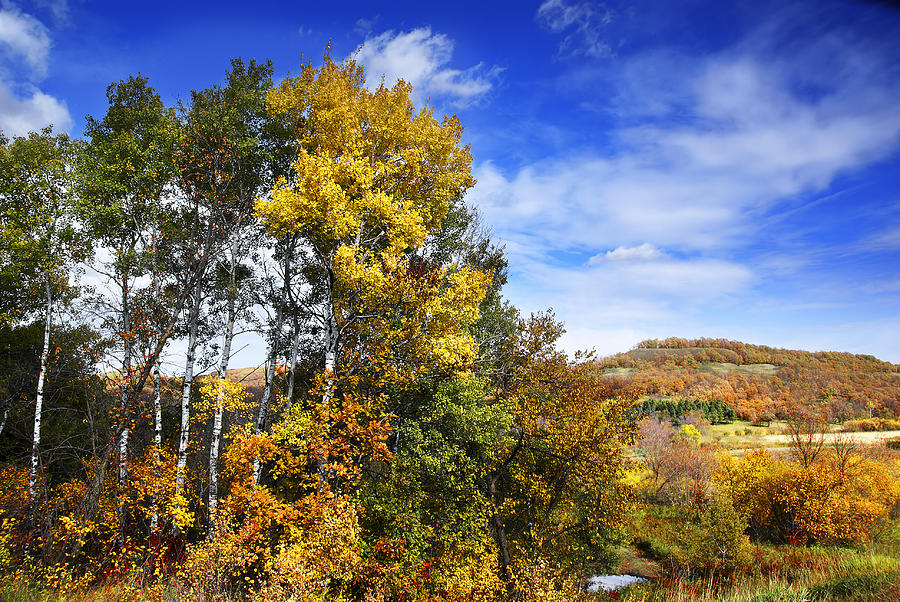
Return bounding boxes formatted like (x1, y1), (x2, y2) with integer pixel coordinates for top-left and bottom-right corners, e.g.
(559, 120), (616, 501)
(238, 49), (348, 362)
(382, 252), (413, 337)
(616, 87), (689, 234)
(590, 243), (666, 263)
(354, 17), (377, 37)
(536, 0), (613, 59)
(0, 81), (69, 135)
(0, 7), (49, 77)
(467, 15), (900, 360)
(0, 6), (70, 136)
(500, 247), (753, 358)
(354, 27), (501, 107)
(467, 46), (900, 257)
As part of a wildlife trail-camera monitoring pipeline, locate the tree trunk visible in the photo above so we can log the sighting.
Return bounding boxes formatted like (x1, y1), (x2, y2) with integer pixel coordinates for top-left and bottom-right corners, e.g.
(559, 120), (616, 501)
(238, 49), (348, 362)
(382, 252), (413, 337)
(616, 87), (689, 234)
(252, 252), (289, 486)
(174, 280), (203, 534)
(117, 290), (132, 546)
(29, 279), (52, 500)
(208, 299), (235, 535)
(150, 363), (162, 536)
(74, 254), (209, 540)
(491, 513), (514, 592)
(285, 317), (301, 406)
(489, 475), (516, 600)
(117, 426), (129, 545)
(322, 291), (338, 406)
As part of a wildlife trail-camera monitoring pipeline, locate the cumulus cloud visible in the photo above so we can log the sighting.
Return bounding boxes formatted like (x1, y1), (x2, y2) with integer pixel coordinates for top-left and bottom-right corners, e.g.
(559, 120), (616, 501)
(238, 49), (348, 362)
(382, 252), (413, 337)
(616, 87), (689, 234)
(590, 243), (666, 264)
(354, 27), (501, 107)
(536, 0), (614, 58)
(0, 5), (69, 136)
(0, 82), (69, 135)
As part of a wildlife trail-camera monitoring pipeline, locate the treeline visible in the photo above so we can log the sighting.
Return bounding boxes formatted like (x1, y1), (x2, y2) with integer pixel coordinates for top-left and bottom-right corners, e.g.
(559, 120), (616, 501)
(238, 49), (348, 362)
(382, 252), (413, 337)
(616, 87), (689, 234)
(0, 55), (638, 600)
(632, 337), (896, 370)
(601, 339), (900, 423)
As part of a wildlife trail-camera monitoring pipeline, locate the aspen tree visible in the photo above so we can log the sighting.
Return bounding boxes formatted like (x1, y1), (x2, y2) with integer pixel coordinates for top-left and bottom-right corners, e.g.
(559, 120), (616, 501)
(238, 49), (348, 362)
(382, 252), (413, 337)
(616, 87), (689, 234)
(257, 56), (486, 395)
(80, 76), (180, 533)
(0, 130), (83, 502)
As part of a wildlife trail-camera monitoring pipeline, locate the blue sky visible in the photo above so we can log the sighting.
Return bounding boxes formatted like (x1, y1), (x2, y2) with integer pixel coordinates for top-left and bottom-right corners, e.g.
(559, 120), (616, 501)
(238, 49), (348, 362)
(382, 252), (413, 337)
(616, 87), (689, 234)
(3, 0), (900, 363)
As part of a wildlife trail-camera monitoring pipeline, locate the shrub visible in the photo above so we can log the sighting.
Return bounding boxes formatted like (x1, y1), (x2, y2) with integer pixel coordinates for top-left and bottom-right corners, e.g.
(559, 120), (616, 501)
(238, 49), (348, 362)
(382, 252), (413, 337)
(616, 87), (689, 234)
(676, 494), (752, 574)
(843, 418), (900, 432)
(718, 449), (900, 545)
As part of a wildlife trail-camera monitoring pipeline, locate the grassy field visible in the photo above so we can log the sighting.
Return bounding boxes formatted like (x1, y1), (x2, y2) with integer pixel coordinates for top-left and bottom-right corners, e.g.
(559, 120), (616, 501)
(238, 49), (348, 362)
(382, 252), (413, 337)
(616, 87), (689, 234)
(701, 420), (900, 451)
(602, 360), (780, 379)
(609, 506), (900, 601)
(699, 363), (779, 377)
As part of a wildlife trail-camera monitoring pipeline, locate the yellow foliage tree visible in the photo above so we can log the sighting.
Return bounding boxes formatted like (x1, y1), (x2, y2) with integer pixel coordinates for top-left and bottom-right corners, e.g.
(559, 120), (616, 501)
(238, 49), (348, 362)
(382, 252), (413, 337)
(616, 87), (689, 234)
(255, 55), (488, 393)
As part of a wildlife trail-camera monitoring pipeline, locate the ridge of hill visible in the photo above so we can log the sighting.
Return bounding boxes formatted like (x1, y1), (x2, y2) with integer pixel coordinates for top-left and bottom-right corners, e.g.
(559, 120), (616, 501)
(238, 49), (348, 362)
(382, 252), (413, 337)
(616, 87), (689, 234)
(213, 339), (900, 423)
(599, 338), (900, 422)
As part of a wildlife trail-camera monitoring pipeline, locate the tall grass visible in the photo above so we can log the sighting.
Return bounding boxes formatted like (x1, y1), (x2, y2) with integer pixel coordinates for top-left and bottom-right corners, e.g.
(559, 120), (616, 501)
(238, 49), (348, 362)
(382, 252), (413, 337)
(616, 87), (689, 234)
(616, 500), (900, 602)
(613, 545), (900, 601)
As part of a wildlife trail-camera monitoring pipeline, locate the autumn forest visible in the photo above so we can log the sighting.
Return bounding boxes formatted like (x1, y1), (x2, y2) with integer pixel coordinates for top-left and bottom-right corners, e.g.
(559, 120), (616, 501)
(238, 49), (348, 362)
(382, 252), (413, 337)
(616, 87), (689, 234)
(1, 54), (899, 601)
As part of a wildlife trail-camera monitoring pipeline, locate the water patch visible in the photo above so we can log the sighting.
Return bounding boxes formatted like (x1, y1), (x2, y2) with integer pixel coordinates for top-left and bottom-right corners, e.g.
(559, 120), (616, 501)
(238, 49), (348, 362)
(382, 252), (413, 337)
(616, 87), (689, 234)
(586, 574), (647, 593)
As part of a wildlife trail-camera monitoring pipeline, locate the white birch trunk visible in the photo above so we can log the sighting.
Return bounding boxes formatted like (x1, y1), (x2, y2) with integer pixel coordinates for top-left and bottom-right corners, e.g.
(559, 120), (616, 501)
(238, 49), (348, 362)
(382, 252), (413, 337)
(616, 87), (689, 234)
(285, 318), (301, 406)
(117, 277), (133, 545)
(174, 281), (202, 533)
(117, 426), (129, 544)
(322, 294), (338, 406)
(251, 312), (280, 486)
(29, 279), (52, 500)
(208, 300), (235, 535)
(150, 363), (162, 535)
(316, 294), (339, 488)
(0, 407), (7, 438)
(251, 252), (290, 486)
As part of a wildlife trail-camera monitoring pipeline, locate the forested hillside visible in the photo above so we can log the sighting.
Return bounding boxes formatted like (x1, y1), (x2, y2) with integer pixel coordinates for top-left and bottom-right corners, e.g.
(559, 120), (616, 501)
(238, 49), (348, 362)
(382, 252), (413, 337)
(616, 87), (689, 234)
(600, 337), (900, 423)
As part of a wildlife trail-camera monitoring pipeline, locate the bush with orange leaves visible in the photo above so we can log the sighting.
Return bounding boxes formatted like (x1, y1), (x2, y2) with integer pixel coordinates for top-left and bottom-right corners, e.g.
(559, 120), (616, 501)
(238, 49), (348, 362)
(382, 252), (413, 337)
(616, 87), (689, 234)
(180, 491), (361, 601)
(179, 385), (393, 600)
(716, 446), (900, 545)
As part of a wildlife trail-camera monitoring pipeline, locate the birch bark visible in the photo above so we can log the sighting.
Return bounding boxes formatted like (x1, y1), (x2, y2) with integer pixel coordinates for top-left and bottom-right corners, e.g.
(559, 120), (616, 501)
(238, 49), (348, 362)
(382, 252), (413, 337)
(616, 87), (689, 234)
(251, 250), (289, 486)
(285, 317), (301, 406)
(117, 280), (132, 545)
(150, 363), (162, 535)
(208, 298), (235, 534)
(29, 278), (52, 500)
(173, 279), (203, 533)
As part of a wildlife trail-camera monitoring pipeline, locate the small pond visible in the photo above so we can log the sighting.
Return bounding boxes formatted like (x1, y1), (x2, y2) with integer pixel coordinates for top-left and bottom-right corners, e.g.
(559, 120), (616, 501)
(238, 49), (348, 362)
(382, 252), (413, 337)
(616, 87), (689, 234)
(585, 574), (648, 593)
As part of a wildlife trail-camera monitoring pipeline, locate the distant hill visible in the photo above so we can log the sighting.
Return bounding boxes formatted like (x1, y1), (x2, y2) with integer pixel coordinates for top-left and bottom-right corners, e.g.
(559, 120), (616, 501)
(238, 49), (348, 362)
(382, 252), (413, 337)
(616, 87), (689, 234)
(599, 338), (900, 422)
(223, 365), (268, 389)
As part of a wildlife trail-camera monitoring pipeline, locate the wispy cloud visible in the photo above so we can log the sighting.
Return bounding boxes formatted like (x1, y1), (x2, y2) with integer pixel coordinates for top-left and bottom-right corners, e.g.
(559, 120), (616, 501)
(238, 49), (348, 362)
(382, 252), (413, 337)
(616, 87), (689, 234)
(864, 223), (900, 252)
(354, 27), (502, 107)
(469, 33), (900, 256)
(0, 4), (70, 136)
(33, 0), (68, 26)
(0, 6), (50, 76)
(536, 0), (614, 59)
